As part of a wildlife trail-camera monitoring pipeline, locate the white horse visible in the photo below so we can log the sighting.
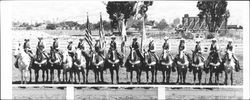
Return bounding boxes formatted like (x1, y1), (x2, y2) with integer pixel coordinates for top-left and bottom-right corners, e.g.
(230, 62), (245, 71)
(14, 44), (32, 84)
(61, 49), (73, 83)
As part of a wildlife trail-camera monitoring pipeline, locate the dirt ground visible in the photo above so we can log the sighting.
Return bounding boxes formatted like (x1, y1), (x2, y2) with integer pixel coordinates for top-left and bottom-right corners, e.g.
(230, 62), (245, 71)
(12, 87), (66, 99)
(12, 30), (243, 85)
(165, 88), (242, 99)
(74, 87), (158, 100)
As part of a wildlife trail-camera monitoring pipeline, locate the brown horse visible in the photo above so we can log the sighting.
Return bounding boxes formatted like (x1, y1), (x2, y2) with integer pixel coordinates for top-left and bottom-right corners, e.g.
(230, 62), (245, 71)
(159, 50), (173, 84)
(86, 51), (105, 83)
(141, 50), (158, 84)
(32, 48), (49, 83)
(48, 47), (63, 83)
(105, 49), (122, 84)
(174, 51), (191, 84)
(191, 51), (205, 85)
(207, 51), (222, 85)
(125, 47), (142, 84)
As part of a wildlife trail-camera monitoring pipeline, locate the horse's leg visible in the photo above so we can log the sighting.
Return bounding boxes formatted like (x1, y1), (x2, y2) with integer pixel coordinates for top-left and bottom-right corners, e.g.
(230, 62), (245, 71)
(29, 69), (32, 83)
(82, 69), (85, 84)
(193, 70), (196, 85)
(231, 71), (233, 85)
(198, 69), (202, 85)
(42, 69), (45, 83)
(130, 71), (133, 84)
(35, 70), (39, 83)
(46, 69), (49, 82)
(146, 71), (149, 84)
(74, 71), (77, 83)
(65, 71), (68, 83)
(50, 69), (54, 83)
(176, 69), (179, 84)
(86, 69), (89, 83)
(167, 69), (171, 84)
(215, 72), (219, 85)
(162, 70), (165, 84)
(63, 70), (65, 83)
(151, 70), (154, 84)
(101, 70), (104, 83)
(224, 71), (227, 85)
(77, 71), (81, 84)
(116, 68), (119, 84)
(20, 70), (23, 84)
(24, 70), (28, 84)
(70, 70), (73, 83)
(155, 68), (157, 83)
(136, 70), (140, 84)
(209, 71), (213, 84)
(183, 68), (187, 84)
(110, 68), (114, 84)
(58, 69), (61, 82)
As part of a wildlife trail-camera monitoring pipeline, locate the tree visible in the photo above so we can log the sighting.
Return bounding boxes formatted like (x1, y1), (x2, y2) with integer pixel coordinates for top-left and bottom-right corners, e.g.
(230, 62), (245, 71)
(197, 0), (229, 32)
(131, 20), (143, 31)
(156, 19), (168, 30)
(46, 24), (57, 30)
(173, 18), (180, 28)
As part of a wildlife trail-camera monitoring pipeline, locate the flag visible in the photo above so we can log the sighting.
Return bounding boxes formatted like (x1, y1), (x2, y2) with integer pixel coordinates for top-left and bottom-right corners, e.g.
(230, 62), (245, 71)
(86, 12), (91, 35)
(99, 12), (105, 49)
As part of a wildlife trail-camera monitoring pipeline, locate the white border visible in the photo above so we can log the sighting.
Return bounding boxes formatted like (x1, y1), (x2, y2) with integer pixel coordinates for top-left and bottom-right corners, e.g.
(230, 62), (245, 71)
(1, 0), (249, 99)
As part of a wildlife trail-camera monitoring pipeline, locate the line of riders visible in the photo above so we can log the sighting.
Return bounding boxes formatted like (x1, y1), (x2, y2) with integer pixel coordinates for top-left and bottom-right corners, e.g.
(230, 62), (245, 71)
(14, 35), (241, 85)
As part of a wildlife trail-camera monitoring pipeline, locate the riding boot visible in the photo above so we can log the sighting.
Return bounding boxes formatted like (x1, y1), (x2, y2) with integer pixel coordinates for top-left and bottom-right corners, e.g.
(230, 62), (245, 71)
(233, 55), (240, 71)
(135, 49), (143, 60)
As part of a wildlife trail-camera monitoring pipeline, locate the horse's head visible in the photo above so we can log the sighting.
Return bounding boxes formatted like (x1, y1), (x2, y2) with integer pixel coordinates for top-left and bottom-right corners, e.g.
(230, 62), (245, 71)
(130, 49), (138, 62)
(74, 48), (84, 63)
(225, 51), (233, 61)
(108, 49), (118, 61)
(177, 51), (188, 64)
(62, 50), (69, 64)
(35, 49), (47, 62)
(210, 51), (220, 63)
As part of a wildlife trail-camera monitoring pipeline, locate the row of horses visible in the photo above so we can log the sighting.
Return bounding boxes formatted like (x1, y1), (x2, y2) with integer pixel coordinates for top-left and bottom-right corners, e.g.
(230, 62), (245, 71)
(14, 45), (239, 85)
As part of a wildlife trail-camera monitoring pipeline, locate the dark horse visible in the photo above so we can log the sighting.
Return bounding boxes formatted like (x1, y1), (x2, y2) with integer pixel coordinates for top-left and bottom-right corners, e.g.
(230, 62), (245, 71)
(173, 51), (191, 84)
(105, 49), (122, 84)
(72, 48), (86, 84)
(191, 51), (205, 85)
(221, 51), (239, 85)
(125, 47), (142, 84)
(159, 50), (174, 84)
(207, 51), (222, 85)
(141, 50), (158, 84)
(48, 47), (62, 83)
(86, 51), (105, 83)
(32, 48), (49, 83)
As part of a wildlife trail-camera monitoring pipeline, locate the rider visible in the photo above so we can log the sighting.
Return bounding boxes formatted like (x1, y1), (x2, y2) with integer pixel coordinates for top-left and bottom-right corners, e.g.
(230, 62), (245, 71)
(148, 37), (159, 61)
(224, 38), (240, 70)
(77, 38), (85, 50)
(131, 37), (143, 59)
(94, 37), (104, 59)
(178, 38), (187, 57)
(23, 38), (33, 57)
(52, 37), (59, 52)
(209, 38), (221, 62)
(67, 39), (75, 59)
(193, 39), (204, 61)
(108, 35), (123, 62)
(36, 37), (47, 58)
(162, 36), (172, 59)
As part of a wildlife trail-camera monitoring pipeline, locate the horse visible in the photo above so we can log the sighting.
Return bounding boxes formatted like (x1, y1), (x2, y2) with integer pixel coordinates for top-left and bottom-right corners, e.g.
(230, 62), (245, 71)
(159, 50), (173, 84)
(72, 48), (86, 84)
(14, 45), (32, 84)
(174, 51), (191, 84)
(191, 51), (205, 85)
(222, 51), (238, 85)
(125, 47), (142, 84)
(48, 47), (63, 83)
(207, 51), (222, 85)
(32, 48), (49, 83)
(61, 50), (74, 83)
(141, 50), (158, 84)
(86, 51), (105, 83)
(105, 49), (121, 84)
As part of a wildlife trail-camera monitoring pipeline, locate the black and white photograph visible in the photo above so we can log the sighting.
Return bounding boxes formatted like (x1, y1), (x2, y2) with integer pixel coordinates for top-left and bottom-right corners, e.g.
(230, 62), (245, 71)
(1, 0), (249, 99)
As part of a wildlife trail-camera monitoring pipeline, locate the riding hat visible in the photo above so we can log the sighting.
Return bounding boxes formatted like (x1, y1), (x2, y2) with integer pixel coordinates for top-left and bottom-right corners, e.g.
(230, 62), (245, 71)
(149, 37), (154, 42)
(212, 38), (217, 42)
(38, 37), (43, 40)
(68, 39), (73, 43)
(24, 39), (30, 41)
(133, 37), (137, 41)
(228, 38), (233, 42)
(180, 38), (185, 42)
(111, 35), (116, 39)
(53, 37), (58, 40)
(95, 37), (100, 41)
(164, 36), (169, 40)
(195, 39), (201, 43)
(79, 38), (84, 41)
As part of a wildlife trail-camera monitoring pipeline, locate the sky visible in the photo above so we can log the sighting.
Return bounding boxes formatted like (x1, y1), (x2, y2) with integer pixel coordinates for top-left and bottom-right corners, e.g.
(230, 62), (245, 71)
(10, 1), (247, 25)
